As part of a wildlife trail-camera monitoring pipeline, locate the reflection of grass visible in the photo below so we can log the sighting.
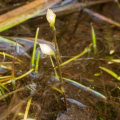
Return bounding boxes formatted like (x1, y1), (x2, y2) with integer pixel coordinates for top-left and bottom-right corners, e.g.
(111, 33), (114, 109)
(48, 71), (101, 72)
(63, 77), (106, 100)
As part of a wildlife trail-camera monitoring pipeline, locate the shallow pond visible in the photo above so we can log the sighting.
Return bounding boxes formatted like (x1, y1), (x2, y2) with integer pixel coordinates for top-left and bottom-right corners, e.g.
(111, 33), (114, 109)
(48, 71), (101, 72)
(0, 0), (120, 120)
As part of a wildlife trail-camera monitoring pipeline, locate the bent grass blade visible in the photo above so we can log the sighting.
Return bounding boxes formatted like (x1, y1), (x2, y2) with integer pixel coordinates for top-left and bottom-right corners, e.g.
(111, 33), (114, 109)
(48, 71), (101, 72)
(0, 52), (22, 63)
(3, 68), (34, 85)
(60, 45), (92, 67)
(62, 77), (106, 100)
(49, 85), (63, 94)
(0, 83), (10, 92)
(99, 66), (120, 80)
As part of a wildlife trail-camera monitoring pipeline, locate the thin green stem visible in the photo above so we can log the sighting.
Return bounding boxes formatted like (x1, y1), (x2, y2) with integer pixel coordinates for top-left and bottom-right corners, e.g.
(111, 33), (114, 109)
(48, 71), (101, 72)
(91, 23), (97, 54)
(49, 56), (58, 77)
(31, 27), (39, 68)
(35, 51), (40, 72)
(52, 27), (68, 109)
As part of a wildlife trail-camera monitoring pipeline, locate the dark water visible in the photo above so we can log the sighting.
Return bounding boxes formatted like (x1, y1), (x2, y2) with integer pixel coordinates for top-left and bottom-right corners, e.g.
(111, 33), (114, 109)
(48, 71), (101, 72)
(0, 0), (120, 120)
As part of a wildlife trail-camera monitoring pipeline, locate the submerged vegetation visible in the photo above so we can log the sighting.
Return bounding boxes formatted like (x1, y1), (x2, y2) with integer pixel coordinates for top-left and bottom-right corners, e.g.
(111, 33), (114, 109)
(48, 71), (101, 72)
(0, 0), (120, 120)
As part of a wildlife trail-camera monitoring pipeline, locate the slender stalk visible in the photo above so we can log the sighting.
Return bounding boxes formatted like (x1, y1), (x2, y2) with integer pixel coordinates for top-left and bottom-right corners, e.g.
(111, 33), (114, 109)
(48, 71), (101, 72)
(52, 27), (68, 108)
(49, 56), (58, 77)
(11, 55), (15, 87)
(35, 51), (40, 72)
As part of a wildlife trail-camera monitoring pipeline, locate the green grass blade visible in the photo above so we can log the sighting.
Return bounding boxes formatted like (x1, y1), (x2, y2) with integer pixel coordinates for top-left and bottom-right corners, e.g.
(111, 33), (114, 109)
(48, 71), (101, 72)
(49, 85), (63, 94)
(99, 66), (120, 80)
(35, 51), (40, 72)
(0, 76), (11, 79)
(0, 86), (5, 95)
(0, 52), (22, 63)
(91, 23), (97, 54)
(3, 68), (34, 85)
(31, 28), (39, 68)
(50, 56), (58, 78)
(60, 45), (91, 67)
(0, 83), (10, 92)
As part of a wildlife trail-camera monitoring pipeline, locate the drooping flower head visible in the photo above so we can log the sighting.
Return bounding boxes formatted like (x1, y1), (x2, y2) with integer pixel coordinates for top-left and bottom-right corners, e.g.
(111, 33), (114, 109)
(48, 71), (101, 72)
(39, 43), (55, 56)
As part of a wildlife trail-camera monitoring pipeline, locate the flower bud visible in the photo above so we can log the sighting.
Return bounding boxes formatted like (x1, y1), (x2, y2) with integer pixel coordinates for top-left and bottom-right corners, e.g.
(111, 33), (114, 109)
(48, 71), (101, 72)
(46, 9), (56, 27)
(39, 43), (55, 56)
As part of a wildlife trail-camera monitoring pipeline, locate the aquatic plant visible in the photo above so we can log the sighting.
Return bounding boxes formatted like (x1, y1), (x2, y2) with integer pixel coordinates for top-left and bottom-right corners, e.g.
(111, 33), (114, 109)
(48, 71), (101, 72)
(99, 66), (120, 80)
(24, 97), (32, 120)
(91, 23), (97, 54)
(60, 44), (92, 67)
(46, 9), (68, 108)
(31, 28), (39, 68)
(46, 8), (56, 30)
(35, 51), (40, 73)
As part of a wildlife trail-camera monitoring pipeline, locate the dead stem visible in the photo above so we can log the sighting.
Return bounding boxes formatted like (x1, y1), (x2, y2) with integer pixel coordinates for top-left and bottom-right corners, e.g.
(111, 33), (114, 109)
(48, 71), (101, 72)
(53, 28), (68, 109)
(83, 8), (120, 27)
(0, 87), (25, 101)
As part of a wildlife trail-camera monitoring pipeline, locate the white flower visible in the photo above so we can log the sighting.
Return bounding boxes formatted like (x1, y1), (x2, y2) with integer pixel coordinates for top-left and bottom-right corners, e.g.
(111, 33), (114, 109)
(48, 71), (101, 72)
(39, 43), (55, 55)
(46, 9), (56, 26)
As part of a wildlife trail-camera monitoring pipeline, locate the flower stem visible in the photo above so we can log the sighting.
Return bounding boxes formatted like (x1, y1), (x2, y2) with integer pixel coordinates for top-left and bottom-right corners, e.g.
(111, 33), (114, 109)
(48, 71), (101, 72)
(52, 27), (68, 109)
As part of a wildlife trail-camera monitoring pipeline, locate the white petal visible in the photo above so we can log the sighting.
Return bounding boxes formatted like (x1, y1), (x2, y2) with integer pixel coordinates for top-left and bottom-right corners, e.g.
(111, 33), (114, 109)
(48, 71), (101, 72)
(46, 9), (56, 25)
(39, 43), (55, 55)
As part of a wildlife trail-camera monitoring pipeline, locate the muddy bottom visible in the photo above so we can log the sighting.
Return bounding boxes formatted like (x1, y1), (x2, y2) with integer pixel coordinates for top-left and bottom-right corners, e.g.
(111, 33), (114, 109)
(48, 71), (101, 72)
(0, 0), (120, 120)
